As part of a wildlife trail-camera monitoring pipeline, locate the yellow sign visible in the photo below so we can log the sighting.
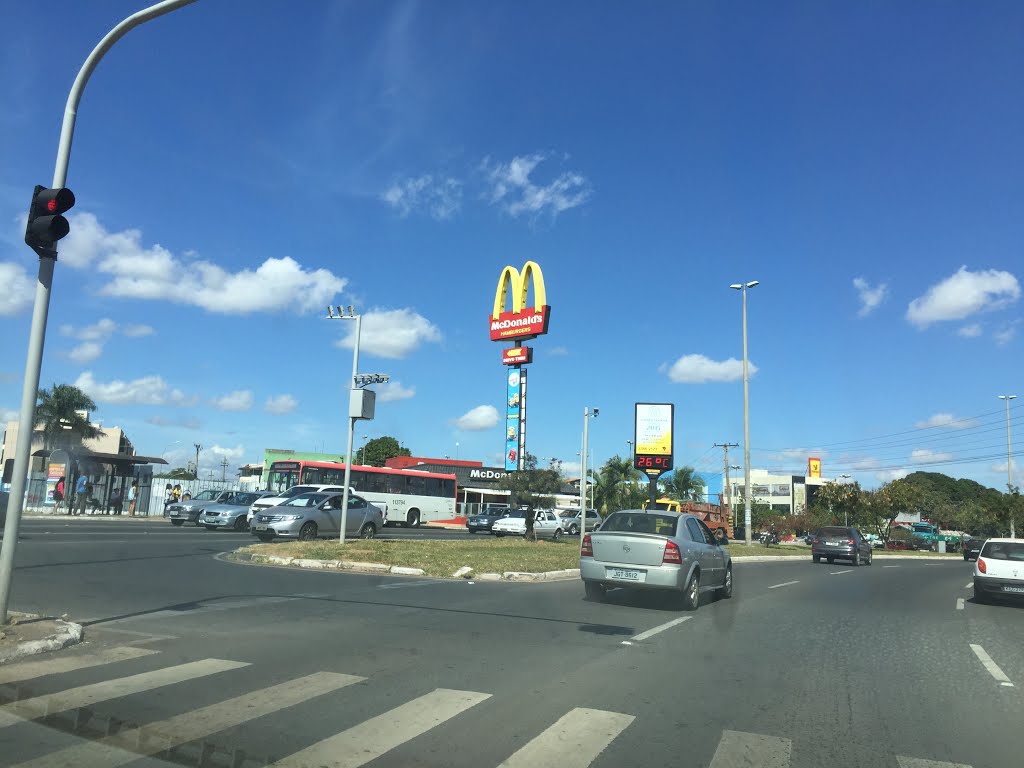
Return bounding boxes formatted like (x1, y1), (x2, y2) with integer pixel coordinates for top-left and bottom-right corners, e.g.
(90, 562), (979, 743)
(808, 457), (821, 478)
(489, 261), (550, 342)
(634, 403), (674, 456)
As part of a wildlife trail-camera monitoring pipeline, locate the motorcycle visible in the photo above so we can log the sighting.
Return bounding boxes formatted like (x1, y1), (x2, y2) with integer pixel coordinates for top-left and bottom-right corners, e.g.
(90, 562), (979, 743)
(759, 530), (780, 547)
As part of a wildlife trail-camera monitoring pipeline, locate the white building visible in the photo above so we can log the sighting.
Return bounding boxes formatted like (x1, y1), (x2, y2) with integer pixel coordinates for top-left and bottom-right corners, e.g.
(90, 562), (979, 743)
(723, 468), (837, 517)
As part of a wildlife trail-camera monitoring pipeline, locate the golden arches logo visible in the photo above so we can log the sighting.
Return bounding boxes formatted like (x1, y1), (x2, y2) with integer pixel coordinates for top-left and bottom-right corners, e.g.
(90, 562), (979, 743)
(492, 261), (547, 319)
(489, 260), (551, 342)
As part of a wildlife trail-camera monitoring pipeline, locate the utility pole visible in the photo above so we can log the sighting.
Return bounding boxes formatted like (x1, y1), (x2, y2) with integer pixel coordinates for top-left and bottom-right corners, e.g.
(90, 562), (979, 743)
(193, 444), (202, 480)
(220, 457), (229, 482)
(715, 442), (739, 526)
(626, 440), (634, 462)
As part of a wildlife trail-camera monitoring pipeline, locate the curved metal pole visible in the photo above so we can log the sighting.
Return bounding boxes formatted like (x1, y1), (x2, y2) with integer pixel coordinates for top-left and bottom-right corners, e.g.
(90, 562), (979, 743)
(0, 0), (199, 625)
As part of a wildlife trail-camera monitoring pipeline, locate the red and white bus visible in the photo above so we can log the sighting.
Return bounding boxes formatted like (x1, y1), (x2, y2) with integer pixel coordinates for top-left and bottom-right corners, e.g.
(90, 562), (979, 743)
(265, 459), (457, 527)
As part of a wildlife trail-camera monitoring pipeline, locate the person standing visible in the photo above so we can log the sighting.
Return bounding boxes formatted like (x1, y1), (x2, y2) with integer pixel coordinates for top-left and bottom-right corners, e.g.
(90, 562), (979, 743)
(109, 485), (123, 515)
(128, 480), (138, 516)
(54, 476), (66, 514)
(74, 474), (88, 516)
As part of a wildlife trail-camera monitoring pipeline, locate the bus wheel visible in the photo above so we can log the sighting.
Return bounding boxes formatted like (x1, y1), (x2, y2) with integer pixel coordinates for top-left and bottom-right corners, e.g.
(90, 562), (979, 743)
(407, 510), (421, 528)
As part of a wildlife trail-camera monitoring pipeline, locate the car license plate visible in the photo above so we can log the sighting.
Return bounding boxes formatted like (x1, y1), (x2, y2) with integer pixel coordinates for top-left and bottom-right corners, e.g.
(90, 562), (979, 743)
(254, 525), (267, 532)
(1002, 585), (1024, 593)
(609, 568), (644, 582)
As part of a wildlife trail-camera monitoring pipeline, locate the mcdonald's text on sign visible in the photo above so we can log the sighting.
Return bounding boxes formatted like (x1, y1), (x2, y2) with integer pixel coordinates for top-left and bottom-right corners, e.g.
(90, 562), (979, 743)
(502, 346), (533, 365)
(489, 260), (551, 342)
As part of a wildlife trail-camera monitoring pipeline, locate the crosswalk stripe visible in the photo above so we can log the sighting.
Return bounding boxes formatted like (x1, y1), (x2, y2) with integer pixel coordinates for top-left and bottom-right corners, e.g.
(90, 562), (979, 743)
(496, 707), (634, 768)
(10, 672), (365, 768)
(0, 658), (248, 729)
(270, 687), (491, 767)
(708, 729), (791, 768)
(0, 647), (158, 686)
(896, 757), (972, 768)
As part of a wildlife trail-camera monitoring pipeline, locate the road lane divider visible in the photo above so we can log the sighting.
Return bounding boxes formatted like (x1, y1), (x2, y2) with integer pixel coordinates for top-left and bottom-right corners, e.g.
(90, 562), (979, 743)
(767, 581), (799, 590)
(896, 756), (972, 767)
(624, 617), (692, 644)
(969, 644), (1014, 687)
(0, 646), (157, 686)
(964, 582), (973, 589)
(829, 570), (853, 576)
(708, 729), (791, 768)
(497, 707), (634, 768)
(956, 598), (965, 610)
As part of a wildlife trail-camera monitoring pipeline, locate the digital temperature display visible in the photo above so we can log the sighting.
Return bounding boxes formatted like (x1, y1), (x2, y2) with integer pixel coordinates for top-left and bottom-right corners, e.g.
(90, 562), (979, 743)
(634, 455), (673, 472)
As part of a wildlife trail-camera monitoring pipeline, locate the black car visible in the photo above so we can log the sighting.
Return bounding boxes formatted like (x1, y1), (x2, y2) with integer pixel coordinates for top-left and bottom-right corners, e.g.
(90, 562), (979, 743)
(811, 526), (873, 566)
(466, 503), (512, 534)
(963, 537), (985, 561)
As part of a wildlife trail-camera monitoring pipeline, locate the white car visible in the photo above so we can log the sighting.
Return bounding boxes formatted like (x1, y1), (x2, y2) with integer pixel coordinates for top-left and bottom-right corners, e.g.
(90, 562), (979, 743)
(973, 538), (1024, 604)
(491, 509), (565, 540)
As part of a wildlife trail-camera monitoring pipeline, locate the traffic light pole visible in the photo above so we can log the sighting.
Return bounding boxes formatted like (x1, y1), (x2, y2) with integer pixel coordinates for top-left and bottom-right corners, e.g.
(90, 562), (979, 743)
(0, 0), (199, 625)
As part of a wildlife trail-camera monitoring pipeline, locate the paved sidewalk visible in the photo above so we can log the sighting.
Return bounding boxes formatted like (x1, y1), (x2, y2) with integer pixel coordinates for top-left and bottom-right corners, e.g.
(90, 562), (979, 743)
(0, 612), (84, 664)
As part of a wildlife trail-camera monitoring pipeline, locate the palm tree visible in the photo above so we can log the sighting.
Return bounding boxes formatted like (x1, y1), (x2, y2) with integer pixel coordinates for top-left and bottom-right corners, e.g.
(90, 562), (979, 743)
(35, 384), (103, 452)
(660, 466), (706, 502)
(592, 455), (643, 513)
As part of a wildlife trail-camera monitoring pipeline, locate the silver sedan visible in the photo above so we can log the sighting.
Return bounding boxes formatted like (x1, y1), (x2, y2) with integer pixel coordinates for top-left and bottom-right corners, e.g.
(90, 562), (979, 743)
(580, 510), (732, 610)
(250, 492), (384, 542)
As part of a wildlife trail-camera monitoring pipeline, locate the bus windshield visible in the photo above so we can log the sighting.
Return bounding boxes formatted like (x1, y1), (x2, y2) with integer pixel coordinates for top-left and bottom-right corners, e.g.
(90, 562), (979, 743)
(266, 470), (299, 494)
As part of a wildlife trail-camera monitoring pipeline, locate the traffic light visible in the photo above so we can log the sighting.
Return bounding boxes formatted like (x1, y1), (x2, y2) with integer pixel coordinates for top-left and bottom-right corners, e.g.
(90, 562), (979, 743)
(25, 184), (75, 255)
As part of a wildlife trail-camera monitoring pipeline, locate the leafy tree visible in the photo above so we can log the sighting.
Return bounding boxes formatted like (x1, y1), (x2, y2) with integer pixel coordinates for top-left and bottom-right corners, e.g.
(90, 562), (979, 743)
(496, 453), (563, 515)
(359, 436), (412, 467)
(156, 467), (197, 480)
(659, 466), (706, 502)
(590, 455), (643, 514)
(35, 384), (103, 452)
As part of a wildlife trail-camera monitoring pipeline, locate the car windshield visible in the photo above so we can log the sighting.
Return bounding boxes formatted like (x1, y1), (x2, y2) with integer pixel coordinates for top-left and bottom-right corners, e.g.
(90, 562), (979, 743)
(224, 492), (260, 505)
(193, 490), (221, 501)
(601, 513), (678, 537)
(281, 493), (328, 508)
(281, 486), (317, 499)
(981, 542), (1024, 561)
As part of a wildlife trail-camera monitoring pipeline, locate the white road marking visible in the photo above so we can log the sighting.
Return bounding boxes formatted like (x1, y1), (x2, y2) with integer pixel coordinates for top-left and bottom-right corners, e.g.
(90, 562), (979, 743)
(969, 644), (1014, 687)
(896, 756), (973, 767)
(829, 570), (853, 575)
(110, 595), (297, 623)
(627, 617), (692, 643)
(767, 581), (799, 589)
(0, 646), (157, 686)
(708, 729), (792, 768)
(956, 598), (965, 610)
(496, 707), (634, 768)
(270, 688), (491, 767)
(9, 672), (364, 768)
(883, 565), (901, 568)
(378, 579), (454, 589)
(965, 582), (973, 589)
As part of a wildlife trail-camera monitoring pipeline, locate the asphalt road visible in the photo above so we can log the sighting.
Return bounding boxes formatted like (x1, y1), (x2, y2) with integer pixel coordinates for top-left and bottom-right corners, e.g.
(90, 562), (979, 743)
(1, 518), (1022, 767)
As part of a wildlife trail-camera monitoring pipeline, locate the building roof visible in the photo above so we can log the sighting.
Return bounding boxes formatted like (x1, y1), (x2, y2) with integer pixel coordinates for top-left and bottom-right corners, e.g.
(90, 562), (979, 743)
(32, 448), (168, 465)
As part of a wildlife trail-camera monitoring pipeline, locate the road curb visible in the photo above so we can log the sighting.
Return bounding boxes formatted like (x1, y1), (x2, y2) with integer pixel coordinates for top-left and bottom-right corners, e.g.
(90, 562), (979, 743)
(229, 551), (580, 581)
(730, 553), (962, 563)
(0, 615), (84, 664)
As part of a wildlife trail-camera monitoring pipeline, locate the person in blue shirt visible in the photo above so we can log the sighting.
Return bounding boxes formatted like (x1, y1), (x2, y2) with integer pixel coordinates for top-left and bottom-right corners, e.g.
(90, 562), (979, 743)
(74, 474), (88, 516)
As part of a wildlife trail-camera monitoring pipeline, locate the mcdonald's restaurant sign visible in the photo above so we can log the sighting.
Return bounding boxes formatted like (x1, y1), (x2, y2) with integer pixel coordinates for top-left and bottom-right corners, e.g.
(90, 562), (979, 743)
(489, 260), (551, 342)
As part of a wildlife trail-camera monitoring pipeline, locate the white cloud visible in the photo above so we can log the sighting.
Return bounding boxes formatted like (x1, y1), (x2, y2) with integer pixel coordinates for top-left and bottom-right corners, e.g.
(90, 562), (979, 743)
(75, 371), (196, 406)
(994, 322), (1018, 346)
(1, 407), (19, 423)
(911, 448), (954, 464)
(69, 342), (103, 363)
(61, 212), (346, 314)
(914, 412), (976, 429)
(777, 447), (827, 462)
(547, 346), (569, 357)
(991, 459), (1019, 477)
(197, 444), (246, 477)
(264, 394), (298, 414)
(146, 415), (202, 430)
(61, 318), (117, 341)
(375, 381), (415, 402)
(0, 262), (34, 316)
(381, 175), (462, 220)
(453, 405), (499, 431)
(122, 323), (155, 338)
(335, 308), (442, 359)
(852, 277), (888, 317)
(907, 266), (1020, 328)
(957, 323), (983, 338)
(483, 154), (591, 218)
(876, 468), (909, 483)
(661, 354), (757, 384)
(212, 390), (254, 412)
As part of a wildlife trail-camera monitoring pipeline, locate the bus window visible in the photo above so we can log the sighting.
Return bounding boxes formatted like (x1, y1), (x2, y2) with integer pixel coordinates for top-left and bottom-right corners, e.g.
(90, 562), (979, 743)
(322, 467), (345, 485)
(425, 477), (441, 496)
(301, 467), (323, 484)
(442, 479), (455, 497)
(407, 475), (426, 494)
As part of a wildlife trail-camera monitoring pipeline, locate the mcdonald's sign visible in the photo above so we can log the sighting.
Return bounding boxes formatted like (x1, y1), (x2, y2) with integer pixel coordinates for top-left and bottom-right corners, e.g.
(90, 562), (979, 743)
(489, 260), (551, 342)
(502, 346), (533, 365)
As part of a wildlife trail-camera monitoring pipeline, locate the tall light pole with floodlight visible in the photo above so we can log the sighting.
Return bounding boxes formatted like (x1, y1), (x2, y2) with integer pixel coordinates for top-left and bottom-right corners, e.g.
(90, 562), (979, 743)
(730, 280), (759, 545)
(999, 394), (1017, 538)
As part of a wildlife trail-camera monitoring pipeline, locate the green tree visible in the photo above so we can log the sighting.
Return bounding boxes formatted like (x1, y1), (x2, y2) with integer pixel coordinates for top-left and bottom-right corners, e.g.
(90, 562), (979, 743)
(590, 455), (642, 514)
(496, 453), (563, 516)
(360, 436), (412, 467)
(156, 467), (198, 480)
(659, 466), (705, 502)
(34, 384), (103, 452)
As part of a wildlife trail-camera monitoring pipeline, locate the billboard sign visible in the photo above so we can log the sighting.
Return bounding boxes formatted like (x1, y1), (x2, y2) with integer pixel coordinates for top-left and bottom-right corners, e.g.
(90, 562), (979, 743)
(505, 369), (522, 470)
(489, 261), (551, 342)
(502, 346), (533, 366)
(633, 402), (674, 477)
(808, 457), (821, 478)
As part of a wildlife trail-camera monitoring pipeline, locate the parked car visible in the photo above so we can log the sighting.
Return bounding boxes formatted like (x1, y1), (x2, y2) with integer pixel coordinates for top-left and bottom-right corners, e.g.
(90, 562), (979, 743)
(466, 503), (513, 534)
(198, 491), (276, 531)
(491, 509), (565, 540)
(246, 485), (349, 524)
(973, 538), (1024, 604)
(167, 488), (238, 526)
(962, 537), (985, 561)
(811, 526), (873, 566)
(580, 510), (732, 609)
(251, 492), (383, 542)
(558, 508), (601, 535)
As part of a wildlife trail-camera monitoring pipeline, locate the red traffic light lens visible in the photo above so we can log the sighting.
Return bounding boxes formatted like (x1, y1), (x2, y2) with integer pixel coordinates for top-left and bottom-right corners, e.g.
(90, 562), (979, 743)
(47, 198), (58, 212)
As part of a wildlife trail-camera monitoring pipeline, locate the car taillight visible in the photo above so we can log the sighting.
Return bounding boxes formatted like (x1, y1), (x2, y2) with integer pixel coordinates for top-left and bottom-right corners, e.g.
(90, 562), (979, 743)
(846, 539), (854, 545)
(978, 557), (987, 574)
(581, 535), (593, 557)
(663, 540), (682, 564)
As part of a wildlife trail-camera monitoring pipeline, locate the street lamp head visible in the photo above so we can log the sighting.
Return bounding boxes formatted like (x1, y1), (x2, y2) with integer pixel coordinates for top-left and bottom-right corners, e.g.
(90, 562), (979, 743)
(998, 394), (1017, 401)
(746, 280), (760, 288)
(729, 283), (743, 290)
(347, 305), (354, 317)
(326, 305), (335, 318)
(593, 407), (599, 417)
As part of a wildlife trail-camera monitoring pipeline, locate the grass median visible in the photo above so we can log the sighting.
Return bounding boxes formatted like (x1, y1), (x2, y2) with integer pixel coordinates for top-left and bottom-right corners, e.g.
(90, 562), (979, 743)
(238, 537), (582, 578)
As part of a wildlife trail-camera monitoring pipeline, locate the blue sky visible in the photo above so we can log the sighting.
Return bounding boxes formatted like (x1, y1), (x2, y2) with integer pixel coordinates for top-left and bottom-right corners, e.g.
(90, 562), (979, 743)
(1, 1), (1021, 492)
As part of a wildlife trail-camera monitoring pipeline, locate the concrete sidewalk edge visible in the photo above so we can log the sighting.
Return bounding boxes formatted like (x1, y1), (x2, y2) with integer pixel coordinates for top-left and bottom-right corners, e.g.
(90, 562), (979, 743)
(0, 617), (84, 665)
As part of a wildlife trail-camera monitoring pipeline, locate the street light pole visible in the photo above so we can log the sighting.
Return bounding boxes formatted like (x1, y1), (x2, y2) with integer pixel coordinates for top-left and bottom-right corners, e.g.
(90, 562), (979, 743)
(730, 280), (759, 545)
(839, 473), (852, 526)
(0, 0), (198, 626)
(580, 407), (598, 550)
(999, 394), (1017, 538)
(341, 310), (361, 544)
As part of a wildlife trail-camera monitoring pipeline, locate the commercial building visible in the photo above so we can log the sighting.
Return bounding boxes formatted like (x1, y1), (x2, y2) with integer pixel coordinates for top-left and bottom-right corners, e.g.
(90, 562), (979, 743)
(722, 468), (837, 520)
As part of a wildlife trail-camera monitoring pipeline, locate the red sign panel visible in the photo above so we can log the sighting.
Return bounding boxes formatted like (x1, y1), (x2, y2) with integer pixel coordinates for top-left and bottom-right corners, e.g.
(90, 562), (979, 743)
(489, 305), (550, 342)
(502, 346), (533, 365)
